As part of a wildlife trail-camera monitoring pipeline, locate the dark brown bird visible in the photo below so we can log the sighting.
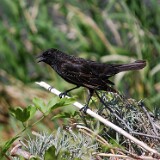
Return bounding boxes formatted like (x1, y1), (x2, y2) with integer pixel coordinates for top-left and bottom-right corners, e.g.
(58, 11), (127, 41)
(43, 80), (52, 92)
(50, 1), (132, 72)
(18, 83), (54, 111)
(37, 48), (146, 111)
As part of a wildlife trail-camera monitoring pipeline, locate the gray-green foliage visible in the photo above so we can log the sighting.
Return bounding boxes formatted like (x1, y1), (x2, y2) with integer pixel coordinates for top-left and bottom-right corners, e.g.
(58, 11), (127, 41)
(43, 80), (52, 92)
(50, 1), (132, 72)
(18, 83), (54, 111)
(11, 128), (97, 160)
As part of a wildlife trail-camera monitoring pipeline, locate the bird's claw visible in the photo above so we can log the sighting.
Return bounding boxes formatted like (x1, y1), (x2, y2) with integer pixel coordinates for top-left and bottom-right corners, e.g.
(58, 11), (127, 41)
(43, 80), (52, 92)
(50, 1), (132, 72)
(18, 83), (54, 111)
(80, 105), (89, 114)
(59, 92), (68, 98)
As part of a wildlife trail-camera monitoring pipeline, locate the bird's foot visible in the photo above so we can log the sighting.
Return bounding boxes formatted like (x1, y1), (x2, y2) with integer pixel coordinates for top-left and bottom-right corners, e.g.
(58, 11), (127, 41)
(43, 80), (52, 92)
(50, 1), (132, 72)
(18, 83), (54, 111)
(59, 91), (68, 99)
(79, 105), (89, 114)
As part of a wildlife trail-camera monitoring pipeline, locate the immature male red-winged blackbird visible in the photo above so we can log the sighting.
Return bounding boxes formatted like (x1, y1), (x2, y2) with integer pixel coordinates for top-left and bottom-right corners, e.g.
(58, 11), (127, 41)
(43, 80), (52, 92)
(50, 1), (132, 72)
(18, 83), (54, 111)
(37, 48), (146, 112)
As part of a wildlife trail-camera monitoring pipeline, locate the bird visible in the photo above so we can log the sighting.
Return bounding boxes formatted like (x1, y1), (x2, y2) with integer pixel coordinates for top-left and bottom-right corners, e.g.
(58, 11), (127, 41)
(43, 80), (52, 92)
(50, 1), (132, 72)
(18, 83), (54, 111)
(37, 48), (146, 112)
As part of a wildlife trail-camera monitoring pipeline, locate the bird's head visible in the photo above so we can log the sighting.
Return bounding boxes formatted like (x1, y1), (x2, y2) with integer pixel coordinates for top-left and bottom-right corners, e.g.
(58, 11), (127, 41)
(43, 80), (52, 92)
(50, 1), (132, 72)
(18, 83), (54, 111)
(36, 48), (58, 65)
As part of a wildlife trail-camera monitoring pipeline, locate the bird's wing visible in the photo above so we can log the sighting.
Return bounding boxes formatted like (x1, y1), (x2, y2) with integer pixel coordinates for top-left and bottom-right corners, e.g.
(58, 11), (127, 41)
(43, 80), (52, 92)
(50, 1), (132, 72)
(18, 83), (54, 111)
(88, 61), (119, 78)
(59, 62), (99, 88)
(59, 61), (92, 84)
(85, 62), (118, 85)
(59, 61), (115, 89)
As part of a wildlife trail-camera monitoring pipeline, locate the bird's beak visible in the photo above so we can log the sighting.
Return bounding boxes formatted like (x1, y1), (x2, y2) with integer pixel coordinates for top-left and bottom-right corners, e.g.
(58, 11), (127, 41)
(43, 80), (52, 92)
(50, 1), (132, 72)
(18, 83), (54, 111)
(36, 54), (44, 63)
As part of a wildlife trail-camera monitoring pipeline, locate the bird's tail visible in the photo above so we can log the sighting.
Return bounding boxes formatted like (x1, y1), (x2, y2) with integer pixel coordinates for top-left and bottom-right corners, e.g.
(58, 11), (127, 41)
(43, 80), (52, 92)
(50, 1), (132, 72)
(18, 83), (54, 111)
(115, 60), (146, 72)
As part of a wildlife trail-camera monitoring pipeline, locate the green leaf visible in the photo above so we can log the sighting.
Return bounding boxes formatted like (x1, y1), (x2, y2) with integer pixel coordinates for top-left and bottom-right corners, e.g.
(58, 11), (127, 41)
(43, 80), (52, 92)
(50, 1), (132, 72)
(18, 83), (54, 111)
(32, 97), (75, 116)
(52, 111), (78, 120)
(47, 97), (60, 110)
(33, 97), (47, 114)
(27, 105), (37, 119)
(44, 146), (57, 160)
(0, 136), (19, 158)
(10, 105), (36, 122)
(10, 107), (31, 122)
(52, 112), (71, 120)
(50, 97), (75, 111)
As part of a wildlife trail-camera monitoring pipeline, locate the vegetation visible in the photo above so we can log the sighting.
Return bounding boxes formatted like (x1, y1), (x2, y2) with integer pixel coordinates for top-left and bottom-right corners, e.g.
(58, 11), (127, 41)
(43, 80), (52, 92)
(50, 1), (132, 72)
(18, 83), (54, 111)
(0, 0), (160, 159)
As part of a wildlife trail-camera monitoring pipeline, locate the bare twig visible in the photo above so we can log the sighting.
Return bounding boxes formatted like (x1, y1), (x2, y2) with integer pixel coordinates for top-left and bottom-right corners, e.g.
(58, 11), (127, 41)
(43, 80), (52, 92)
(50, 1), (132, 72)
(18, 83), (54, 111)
(138, 101), (159, 136)
(95, 91), (133, 132)
(93, 152), (156, 160)
(155, 123), (160, 131)
(36, 81), (160, 157)
(75, 124), (110, 146)
(10, 144), (35, 159)
(131, 131), (160, 140)
(74, 124), (153, 159)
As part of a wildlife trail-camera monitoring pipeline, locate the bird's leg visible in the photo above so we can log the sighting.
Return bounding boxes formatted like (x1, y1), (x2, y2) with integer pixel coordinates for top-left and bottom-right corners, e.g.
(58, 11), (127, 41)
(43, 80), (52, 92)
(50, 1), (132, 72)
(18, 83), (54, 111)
(59, 85), (80, 98)
(80, 89), (94, 113)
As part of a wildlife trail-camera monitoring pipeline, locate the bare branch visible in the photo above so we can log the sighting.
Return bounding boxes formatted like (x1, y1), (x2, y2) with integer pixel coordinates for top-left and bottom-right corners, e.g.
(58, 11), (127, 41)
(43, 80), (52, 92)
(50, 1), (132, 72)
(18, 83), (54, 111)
(10, 144), (35, 159)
